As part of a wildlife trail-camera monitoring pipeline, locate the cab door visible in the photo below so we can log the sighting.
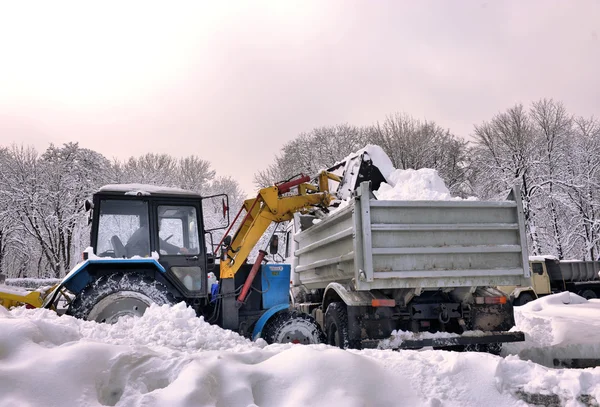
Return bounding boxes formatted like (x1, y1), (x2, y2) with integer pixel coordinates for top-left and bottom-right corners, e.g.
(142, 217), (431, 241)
(530, 261), (551, 295)
(152, 201), (207, 298)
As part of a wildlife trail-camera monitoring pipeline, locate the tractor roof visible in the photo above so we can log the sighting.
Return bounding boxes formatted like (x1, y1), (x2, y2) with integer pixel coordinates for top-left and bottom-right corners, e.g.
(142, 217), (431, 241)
(97, 184), (202, 198)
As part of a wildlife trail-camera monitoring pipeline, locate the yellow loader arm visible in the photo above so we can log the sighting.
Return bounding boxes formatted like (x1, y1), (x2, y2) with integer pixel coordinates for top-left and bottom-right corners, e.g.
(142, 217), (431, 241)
(219, 171), (340, 279)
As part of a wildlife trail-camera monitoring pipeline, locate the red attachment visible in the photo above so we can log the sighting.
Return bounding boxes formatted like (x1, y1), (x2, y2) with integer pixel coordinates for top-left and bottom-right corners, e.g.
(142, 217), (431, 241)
(277, 175), (310, 194)
(236, 250), (268, 306)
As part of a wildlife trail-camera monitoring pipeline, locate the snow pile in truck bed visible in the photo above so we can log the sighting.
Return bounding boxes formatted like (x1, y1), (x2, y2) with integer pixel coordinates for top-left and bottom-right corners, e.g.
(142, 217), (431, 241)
(374, 168), (456, 200)
(2, 297), (600, 406)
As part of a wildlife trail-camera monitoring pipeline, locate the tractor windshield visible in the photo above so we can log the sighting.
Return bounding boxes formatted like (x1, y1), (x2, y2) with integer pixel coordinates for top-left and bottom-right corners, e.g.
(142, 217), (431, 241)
(97, 199), (150, 258)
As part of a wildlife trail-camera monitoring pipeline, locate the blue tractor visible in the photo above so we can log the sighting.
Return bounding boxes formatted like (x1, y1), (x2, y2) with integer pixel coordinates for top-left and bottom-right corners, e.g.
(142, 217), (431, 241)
(40, 178), (334, 344)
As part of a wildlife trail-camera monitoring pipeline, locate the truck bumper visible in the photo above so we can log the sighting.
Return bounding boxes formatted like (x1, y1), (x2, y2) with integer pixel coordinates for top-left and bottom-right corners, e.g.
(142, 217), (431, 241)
(362, 331), (525, 350)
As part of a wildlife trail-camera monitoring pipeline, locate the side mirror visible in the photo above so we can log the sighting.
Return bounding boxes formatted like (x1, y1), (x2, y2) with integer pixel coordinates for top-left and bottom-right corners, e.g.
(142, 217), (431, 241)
(269, 235), (279, 255)
(222, 198), (228, 219)
(84, 200), (94, 212)
(203, 193), (230, 232)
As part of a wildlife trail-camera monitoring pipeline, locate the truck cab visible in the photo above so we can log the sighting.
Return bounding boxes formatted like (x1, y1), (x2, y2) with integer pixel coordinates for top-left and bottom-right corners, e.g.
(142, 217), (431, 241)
(498, 257), (553, 306)
(499, 256), (600, 305)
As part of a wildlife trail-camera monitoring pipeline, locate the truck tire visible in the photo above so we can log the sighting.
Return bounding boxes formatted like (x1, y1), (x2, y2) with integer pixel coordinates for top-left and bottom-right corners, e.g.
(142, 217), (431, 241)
(324, 302), (360, 349)
(262, 310), (325, 345)
(66, 272), (176, 323)
(513, 292), (535, 306)
(578, 289), (597, 300)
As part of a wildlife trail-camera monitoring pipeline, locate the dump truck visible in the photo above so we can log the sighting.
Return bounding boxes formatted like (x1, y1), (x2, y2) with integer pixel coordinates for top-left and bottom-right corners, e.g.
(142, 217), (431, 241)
(0, 146), (527, 352)
(287, 178), (529, 352)
(498, 256), (600, 305)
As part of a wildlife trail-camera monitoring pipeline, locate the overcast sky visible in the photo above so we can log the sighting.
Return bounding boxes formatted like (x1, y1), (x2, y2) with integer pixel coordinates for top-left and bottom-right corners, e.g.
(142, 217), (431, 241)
(0, 1), (599, 195)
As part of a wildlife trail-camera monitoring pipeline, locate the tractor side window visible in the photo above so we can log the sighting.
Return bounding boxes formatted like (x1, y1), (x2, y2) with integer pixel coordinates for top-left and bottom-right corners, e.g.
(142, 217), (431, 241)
(97, 200), (150, 258)
(158, 205), (200, 255)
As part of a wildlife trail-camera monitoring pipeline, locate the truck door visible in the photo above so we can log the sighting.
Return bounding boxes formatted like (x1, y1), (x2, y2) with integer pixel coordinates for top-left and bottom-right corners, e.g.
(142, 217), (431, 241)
(530, 261), (551, 295)
(154, 202), (207, 297)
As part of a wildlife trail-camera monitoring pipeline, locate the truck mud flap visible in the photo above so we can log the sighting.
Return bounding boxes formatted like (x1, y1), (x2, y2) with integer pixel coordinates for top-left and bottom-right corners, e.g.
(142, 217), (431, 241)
(362, 331), (525, 350)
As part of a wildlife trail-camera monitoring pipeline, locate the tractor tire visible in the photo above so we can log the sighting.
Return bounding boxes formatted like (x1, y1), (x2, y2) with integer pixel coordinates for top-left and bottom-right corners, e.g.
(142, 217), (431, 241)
(262, 310), (325, 345)
(513, 292), (535, 306)
(66, 273), (176, 323)
(324, 302), (360, 349)
(578, 289), (597, 300)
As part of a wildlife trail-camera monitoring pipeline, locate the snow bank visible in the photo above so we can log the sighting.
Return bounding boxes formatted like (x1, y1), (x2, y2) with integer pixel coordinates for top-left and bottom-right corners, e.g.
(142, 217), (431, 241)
(2, 302), (600, 406)
(503, 292), (600, 366)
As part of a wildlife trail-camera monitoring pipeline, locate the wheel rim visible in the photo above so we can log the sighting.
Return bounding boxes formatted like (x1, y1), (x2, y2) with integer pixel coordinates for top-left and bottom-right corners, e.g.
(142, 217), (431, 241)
(88, 291), (153, 324)
(276, 322), (320, 344)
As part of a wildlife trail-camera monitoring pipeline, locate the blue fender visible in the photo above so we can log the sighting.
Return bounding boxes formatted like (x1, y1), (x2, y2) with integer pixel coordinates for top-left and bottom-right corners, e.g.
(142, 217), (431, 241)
(252, 304), (290, 340)
(43, 258), (166, 308)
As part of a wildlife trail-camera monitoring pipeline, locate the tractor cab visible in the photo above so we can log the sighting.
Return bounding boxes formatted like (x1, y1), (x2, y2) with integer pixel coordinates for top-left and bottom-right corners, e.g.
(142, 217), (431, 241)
(86, 184), (229, 298)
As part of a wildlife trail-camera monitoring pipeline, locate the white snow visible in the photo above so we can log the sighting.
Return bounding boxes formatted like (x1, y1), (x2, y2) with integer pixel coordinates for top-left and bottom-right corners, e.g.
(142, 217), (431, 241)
(503, 291), (600, 366)
(1, 292), (600, 406)
(374, 168), (453, 200)
(529, 255), (559, 261)
(373, 168), (477, 201)
(99, 183), (199, 196)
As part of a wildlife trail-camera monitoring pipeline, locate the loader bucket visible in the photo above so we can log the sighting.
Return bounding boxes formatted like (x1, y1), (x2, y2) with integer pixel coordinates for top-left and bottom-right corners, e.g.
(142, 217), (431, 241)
(326, 152), (388, 200)
(0, 285), (47, 309)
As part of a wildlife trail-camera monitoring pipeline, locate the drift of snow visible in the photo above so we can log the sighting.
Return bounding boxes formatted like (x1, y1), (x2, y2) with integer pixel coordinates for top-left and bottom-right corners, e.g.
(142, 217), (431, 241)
(99, 183), (199, 196)
(503, 292), (600, 367)
(2, 293), (600, 406)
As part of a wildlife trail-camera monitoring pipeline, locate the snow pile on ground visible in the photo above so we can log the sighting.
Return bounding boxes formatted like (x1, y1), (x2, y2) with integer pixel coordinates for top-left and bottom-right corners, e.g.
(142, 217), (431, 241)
(9, 302), (258, 353)
(503, 292), (600, 367)
(2, 298), (600, 406)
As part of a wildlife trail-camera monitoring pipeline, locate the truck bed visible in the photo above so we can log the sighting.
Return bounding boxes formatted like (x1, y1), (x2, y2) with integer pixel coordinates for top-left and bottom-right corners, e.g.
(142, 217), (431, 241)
(294, 183), (530, 291)
(548, 260), (600, 283)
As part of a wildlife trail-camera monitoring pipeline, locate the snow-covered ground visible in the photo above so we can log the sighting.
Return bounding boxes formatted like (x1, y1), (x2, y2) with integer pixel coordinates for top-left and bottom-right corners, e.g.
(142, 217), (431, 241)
(1, 292), (599, 407)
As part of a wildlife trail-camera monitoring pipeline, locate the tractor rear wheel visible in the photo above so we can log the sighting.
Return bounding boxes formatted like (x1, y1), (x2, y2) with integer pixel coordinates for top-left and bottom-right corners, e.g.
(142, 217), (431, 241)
(262, 310), (325, 345)
(66, 273), (176, 323)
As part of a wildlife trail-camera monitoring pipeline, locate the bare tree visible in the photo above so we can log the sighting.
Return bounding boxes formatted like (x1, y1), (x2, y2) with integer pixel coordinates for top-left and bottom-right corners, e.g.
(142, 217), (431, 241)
(365, 113), (470, 194)
(529, 99), (572, 258)
(471, 104), (543, 255)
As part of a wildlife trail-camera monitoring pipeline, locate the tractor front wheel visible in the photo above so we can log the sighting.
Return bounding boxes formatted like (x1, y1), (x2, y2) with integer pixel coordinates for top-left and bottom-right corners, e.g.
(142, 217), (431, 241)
(262, 310), (325, 345)
(66, 273), (176, 323)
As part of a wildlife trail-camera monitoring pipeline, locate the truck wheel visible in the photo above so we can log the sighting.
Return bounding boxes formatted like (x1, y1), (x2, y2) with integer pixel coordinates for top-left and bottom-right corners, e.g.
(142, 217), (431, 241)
(262, 310), (325, 345)
(66, 273), (176, 323)
(578, 289), (597, 300)
(325, 302), (360, 349)
(513, 292), (535, 306)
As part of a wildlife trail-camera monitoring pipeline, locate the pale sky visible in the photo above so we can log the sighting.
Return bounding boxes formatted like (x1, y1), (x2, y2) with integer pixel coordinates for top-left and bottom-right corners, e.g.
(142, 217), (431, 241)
(1, 1), (599, 196)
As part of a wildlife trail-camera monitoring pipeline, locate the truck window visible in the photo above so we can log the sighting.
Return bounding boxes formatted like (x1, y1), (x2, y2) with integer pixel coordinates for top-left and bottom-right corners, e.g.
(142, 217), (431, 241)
(531, 262), (544, 275)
